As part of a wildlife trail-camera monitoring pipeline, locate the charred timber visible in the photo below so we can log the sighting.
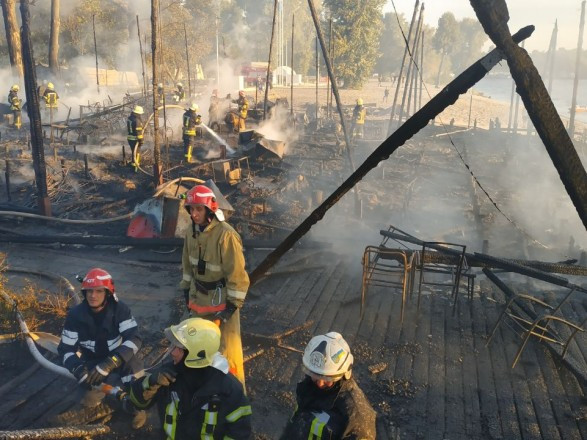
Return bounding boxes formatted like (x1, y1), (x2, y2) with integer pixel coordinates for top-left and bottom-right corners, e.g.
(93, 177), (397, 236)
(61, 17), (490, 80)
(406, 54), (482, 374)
(248, 26), (534, 285)
(0, 425), (110, 439)
(470, 0), (587, 229)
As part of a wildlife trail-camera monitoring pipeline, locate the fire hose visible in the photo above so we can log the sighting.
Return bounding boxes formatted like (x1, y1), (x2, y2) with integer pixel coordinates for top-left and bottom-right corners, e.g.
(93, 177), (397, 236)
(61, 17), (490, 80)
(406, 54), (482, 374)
(0, 211), (131, 223)
(0, 424), (110, 439)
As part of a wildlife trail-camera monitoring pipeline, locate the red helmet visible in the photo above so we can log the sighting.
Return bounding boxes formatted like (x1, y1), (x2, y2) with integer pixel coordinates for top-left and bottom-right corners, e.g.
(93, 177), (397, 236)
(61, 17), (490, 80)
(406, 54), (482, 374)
(82, 268), (115, 295)
(185, 185), (218, 212)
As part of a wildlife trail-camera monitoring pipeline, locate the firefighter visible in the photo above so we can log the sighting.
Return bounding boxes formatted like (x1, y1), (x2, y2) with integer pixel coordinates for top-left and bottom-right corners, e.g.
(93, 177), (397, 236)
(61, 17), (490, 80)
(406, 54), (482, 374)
(351, 98), (366, 142)
(179, 184), (249, 388)
(56, 268), (146, 429)
(129, 317), (252, 439)
(182, 103), (201, 163)
(8, 85), (22, 129)
(174, 82), (186, 103)
(42, 82), (59, 113)
(157, 82), (164, 104)
(127, 105), (144, 172)
(234, 90), (248, 132)
(280, 332), (377, 440)
(208, 89), (221, 130)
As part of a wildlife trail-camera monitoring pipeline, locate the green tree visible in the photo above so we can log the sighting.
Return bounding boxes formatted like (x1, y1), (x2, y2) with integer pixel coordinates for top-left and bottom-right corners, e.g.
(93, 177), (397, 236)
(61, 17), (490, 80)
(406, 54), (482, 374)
(432, 12), (459, 86)
(375, 12), (408, 78)
(324, 0), (385, 89)
(450, 18), (486, 73)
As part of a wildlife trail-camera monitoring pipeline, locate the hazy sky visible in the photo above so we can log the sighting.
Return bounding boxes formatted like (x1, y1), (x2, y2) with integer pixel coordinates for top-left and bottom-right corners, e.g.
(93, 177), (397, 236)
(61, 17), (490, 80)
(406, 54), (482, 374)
(385, 0), (584, 52)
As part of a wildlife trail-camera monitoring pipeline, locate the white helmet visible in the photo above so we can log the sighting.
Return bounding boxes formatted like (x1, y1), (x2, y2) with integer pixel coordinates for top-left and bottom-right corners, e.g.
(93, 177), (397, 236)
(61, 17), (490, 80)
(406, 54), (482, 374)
(189, 103), (199, 112)
(177, 82), (183, 88)
(302, 332), (353, 381)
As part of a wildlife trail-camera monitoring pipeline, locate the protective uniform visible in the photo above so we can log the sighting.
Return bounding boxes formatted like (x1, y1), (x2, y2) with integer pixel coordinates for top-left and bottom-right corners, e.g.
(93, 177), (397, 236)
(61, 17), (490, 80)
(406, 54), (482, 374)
(127, 106), (144, 172)
(57, 268), (146, 427)
(8, 85), (21, 129)
(43, 82), (59, 111)
(234, 91), (248, 131)
(129, 318), (252, 440)
(179, 185), (249, 387)
(280, 332), (376, 440)
(174, 83), (186, 103)
(182, 104), (201, 163)
(351, 99), (366, 141)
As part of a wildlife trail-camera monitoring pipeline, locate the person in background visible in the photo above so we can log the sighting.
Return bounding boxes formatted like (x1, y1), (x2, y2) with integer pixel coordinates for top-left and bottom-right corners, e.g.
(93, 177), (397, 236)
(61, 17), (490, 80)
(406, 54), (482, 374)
(127, 105), (144, 172)
(280, 332), (376, 439)
(182, 103), (201, 163)
(42, 82), (59, 113)
(8, 84), (22, 129)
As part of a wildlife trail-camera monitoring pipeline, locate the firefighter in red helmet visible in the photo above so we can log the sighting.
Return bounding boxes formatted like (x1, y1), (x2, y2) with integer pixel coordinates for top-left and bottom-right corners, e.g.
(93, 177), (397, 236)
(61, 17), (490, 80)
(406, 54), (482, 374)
(179, 184), (250, 388)
(56, 268), (147, 429)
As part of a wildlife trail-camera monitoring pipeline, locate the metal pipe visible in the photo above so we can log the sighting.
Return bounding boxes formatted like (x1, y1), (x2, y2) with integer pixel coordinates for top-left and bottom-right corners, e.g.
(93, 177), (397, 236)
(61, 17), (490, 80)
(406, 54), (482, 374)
(248, 26), (534, 285)
(264, 0), (278, 120)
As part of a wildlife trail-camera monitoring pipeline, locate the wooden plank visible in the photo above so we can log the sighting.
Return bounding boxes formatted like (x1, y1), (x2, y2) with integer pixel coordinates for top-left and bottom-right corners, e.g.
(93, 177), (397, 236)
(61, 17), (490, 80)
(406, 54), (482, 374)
(471, 290), (503, 439)
(425, 294), (447, 438)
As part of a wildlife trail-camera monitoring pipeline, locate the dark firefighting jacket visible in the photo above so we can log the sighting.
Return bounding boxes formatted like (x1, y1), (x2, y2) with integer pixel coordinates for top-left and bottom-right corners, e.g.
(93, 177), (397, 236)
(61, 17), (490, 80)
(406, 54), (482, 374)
(43, 89), (59, 108)
(182, 110), (201, 137)
(127, 113), (144, 142)
(57, 300), (142, 373)
(280, 376), (376, 440)
(180, 218), (249, 316)
(130, 360), (252, 439)
(353, 105), (366, 125)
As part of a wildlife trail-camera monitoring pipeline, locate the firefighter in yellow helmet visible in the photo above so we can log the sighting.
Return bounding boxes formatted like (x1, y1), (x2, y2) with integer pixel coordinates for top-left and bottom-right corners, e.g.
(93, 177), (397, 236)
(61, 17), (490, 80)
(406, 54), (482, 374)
(182, 103), (201, 163)
(179, 185), (250, 388)
(42, 82), (59, 112)
(351, 98), (366, 143)
(127, 105), (144, 172)
(8, 85), (22, 129)
(128, 318), (252, 439)
(232, 90), (248, 132)
(280, 332), (376, 439)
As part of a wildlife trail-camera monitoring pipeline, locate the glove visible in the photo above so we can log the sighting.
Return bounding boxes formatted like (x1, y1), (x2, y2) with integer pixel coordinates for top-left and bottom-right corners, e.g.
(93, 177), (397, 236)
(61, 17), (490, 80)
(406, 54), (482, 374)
(213, 301), (238, 327)
(71, 363), (89, 383)
(183, 289), (190, 307)
(86, 354), (123, 386)
(148, 363), (177, 388)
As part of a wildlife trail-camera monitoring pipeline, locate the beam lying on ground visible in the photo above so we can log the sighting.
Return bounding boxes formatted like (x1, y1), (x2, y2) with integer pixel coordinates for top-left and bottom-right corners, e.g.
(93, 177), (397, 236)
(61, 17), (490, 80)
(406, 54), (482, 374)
(470, 0), (587, 229)
(248, 25), (535, 285)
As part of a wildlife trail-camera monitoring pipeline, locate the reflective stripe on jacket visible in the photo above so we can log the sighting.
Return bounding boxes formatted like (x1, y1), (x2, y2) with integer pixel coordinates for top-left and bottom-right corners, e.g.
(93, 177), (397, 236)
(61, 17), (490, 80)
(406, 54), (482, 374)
(237, 97), (248, 119)
(43, 90), (59, 107)
(130, 363), (252, 439)
(8, 91), (20, 111)
(183, 110), (201, 136)
(57, 300), (142, 373)
(180, 218), (249, 314)
(127, 113), (144, 141)
(354, 105), (366, 124)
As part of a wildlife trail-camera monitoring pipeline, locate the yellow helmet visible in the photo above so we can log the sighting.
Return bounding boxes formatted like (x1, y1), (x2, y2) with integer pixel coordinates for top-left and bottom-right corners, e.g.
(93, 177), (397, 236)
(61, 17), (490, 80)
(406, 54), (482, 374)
(10, 85), (19, 92)
(177, 82), (183, 88)
(132, 105), (144, 115)
(189, 103), (199, 112)
(164, 318), (220, 368)
(47, 82), (54, 90)
(356, 98), (363, 106)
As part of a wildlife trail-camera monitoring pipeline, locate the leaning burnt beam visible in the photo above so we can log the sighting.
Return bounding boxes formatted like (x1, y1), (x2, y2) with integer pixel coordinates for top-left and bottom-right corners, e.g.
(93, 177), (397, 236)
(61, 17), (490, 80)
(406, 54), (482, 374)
(470, 0), (587, 229)
(248, 25), (535, 285)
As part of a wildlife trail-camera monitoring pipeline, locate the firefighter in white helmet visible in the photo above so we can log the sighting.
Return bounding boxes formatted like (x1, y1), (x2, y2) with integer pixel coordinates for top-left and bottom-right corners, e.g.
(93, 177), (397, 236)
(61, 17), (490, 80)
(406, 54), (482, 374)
(179, 184), (250, 388)
(182, 103), (201, 163)
(127, 105), (144, 172)
(129, 318), (252, 439)
(280, 332), (376, 439)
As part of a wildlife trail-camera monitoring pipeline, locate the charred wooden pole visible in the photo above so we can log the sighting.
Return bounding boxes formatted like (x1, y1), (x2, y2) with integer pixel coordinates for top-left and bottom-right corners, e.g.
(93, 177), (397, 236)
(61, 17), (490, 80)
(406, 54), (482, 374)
(151, 0), (163, 185)
(183, 22), (192, 98)
(388, 0), (419, 135)
(398, 4), (424, 125)
(569, 0), (586, 137)
(307, 0), (357, 177)
(92, 15), (100, 93)
(48, 0), (59, 75)
(329, 23), (335, 119)
(1, 0), (23, 78)
(470, 0), (587, 229)
(419, 30), (424, 110)
(326, 18), (331, 116)
(291, 14), (294, 115)
(248, 25), (534, 285)
(136, 15), (147, 97)
(20, 0), (51, 216)
(546, 20), (558, 94)
(405, 10), (423, 120)
(264, 0), (278, 120)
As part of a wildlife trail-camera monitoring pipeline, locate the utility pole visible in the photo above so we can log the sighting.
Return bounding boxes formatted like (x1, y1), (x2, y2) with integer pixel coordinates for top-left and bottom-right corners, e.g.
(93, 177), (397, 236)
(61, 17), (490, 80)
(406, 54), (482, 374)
(48, 0), (60, 76)
(569, 0), (586, 137)
(291, 14), (294, 115)
(315, 36), (319, 123)
(136, 15), (147, 97)
(183, 22), (192, 98)
(398, 3), (424, 125)
(546, 20), (558, 94)
(92, 14), (100, 93)
(151, 0), (163, 185)
(264, 0), (278, 120)
(20, 0), (50, 215)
